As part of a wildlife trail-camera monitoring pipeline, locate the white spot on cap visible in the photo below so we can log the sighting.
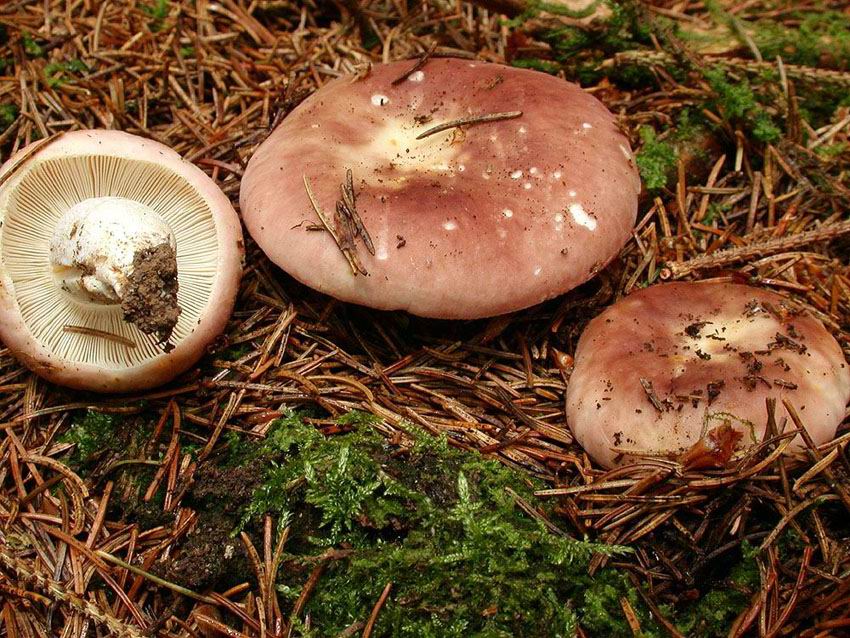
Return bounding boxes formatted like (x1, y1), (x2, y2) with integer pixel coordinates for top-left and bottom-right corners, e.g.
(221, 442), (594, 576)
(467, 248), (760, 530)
(371, 94), (390, 106)
(582, 122), (593, 129)
(510, 170), (523, 179)
(529, 167), (538, 175)
(534, 266), (542, 276)
(554, 212), (564, 223)
(443, 220), (457, 231)
(458, 164), (465, 172)
(523, 182), (532, 190)
(519, 126), (527, 134)
(553, 170), (562, 179)
(311, 124), (320, 129)
(568, 190), (577, 197)
(408, 70), (425, 82)
(502, 209), (513, 218)
(569, 203), (597, 231)
(619, 144), (632, 160)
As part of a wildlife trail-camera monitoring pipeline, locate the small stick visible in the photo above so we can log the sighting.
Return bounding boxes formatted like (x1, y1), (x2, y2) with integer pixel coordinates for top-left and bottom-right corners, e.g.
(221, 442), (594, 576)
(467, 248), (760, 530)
(303, 174), (364, 276)
(390, 42), (438, 85)
(362, 582), (392, 638)
(341, 168), (375, 255)
(639, 378), (665, 412)
(416, 111), (522, 140)
(95, 550), (217, 604)
(63, 325), (136, 348)
(661, 219), (850, 279)
(0, 546), (145, 638)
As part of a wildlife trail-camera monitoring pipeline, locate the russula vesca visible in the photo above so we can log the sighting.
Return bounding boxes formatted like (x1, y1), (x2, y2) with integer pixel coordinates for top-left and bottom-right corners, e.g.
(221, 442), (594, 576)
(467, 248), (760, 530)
(566, 281), (850, 468)
(240, 58), (640, 319)
(0, 130), (243, 392)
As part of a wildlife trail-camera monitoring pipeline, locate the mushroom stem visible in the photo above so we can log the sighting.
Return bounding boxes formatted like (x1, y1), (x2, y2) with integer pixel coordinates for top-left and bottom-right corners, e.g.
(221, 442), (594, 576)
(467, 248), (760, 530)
(49, 196), (181, 344)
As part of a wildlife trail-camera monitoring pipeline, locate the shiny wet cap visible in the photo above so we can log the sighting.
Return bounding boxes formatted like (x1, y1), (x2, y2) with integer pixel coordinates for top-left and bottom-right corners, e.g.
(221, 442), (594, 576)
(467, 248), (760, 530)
(240, 58), (640, 318)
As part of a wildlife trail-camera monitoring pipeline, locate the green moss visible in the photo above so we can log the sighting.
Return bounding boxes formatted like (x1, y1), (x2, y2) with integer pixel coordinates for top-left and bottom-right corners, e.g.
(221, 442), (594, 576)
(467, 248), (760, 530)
(815, 142), (848, 160)
(21, 33), (44, 58)
(43, 59), (88, 88)
(752, 11), (850, 70)
(513, 1), (653, 81)
(0, 104), (17, 130)
(580, 570), (664, 637)
(59, 410), (122, 472)
(228, 413), (637, 636)
(141, 0), (170, 32)
(536, 0), (603, 20)
(672, 541), (759, 637)
(510, 58), (563, 75)
(703, 67), (780, 143)
(635, 126), (677, 191)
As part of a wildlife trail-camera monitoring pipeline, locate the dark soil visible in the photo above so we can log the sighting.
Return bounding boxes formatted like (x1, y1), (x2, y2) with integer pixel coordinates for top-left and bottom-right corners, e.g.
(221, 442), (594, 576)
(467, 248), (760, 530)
(378, 446), (464, 508)
(122, 242), (181, 347)
(149, 461), (266, 591)
(107, 491), (173, 530)
(189, 462), (265, 515)
(154, 513), (248, 592)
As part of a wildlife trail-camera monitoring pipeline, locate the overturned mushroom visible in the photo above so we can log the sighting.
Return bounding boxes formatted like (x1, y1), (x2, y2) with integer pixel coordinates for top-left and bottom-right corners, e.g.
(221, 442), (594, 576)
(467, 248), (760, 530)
(240, 58), (640, 319)
(566, 281), (850, 468)
(0, 130), (243, 392)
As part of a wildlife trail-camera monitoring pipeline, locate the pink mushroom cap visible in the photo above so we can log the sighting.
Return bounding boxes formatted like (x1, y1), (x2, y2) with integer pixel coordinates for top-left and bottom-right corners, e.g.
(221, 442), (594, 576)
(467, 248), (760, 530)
(0, 130), (244, 392)
(566, 281), (850, 468)
(240, 58), (640, 319)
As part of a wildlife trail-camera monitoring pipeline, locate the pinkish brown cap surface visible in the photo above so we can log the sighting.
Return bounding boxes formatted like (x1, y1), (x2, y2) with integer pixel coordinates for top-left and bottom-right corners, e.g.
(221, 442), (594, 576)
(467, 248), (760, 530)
(240, 58), (640, 319)
(0, 130), (243, 393)
(566, 281), (850, 468)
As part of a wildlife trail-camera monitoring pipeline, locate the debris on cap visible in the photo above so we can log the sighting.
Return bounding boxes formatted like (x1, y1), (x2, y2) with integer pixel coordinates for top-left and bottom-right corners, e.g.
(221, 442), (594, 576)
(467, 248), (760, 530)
(566, 281), (850, 468)
(241, 58), (640, 319)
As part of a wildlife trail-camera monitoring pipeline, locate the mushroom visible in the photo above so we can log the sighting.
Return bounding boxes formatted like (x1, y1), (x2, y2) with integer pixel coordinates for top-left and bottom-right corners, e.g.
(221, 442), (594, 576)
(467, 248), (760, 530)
(566, 281), (850, 468)
(240, 58), (639, 319)
(0, 130), (243, 392)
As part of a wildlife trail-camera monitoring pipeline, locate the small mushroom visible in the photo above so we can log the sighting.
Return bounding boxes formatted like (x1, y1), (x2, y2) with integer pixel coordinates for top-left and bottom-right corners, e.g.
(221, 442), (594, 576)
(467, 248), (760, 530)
(240, 58), (639, 319)
(566, 281), (850, 468)
(0, 130), (243, 392)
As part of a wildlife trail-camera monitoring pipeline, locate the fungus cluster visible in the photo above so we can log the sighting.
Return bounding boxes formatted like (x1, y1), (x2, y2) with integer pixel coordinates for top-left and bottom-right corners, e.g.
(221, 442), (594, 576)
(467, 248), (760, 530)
(0, 60), (846, 472)
(0, 130), (243, 392)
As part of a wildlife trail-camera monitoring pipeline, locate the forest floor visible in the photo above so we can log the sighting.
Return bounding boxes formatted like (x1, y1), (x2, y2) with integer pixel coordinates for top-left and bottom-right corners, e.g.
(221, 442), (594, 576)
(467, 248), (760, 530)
(1, 0), (850, 636)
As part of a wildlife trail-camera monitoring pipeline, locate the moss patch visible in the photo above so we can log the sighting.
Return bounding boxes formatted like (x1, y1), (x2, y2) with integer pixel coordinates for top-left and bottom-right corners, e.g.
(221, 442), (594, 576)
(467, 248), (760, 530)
(220, 413), (644, 636)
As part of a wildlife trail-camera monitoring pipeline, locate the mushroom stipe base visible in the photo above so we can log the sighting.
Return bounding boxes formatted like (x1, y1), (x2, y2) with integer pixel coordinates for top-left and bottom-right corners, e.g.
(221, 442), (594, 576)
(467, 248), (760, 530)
(0, 130), (243, 392)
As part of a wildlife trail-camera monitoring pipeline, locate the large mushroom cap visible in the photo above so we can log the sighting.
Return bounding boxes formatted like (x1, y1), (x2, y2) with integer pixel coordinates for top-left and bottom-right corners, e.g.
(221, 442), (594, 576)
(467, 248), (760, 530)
(0, 130), (243, 392)
(240, 59), (639, 319)
(566, 281), (850, 468)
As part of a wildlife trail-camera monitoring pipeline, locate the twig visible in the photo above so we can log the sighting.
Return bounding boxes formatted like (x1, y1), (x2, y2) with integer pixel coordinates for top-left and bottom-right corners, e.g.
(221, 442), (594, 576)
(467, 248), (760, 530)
(416, 111), (523, 140)
(0, 546), (145, 638)
(362, 582), (392, 638)
(661, 220), (850, 279)
(614, 50), (850, 88)
(303, 174), (366, 275)
(339, 168), (375, 256)
(391, 42), (438, 85)
(95, 550), (217, 604)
